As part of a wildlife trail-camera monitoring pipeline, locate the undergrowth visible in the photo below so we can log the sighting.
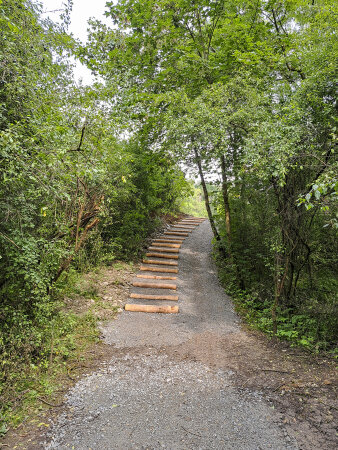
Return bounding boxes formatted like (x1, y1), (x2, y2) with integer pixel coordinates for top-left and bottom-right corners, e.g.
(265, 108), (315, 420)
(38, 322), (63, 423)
(214, 250), (338, 356)
(0, 214), (176, 437)
(0, 261), (121, 435)
(0, 305), (100, 436)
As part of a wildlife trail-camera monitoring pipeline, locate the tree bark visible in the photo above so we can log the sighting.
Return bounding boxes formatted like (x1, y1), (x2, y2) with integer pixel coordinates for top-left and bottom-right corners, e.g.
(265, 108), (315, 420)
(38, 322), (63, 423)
(220, 154), (232, 249)
(194, 148), (221, 243)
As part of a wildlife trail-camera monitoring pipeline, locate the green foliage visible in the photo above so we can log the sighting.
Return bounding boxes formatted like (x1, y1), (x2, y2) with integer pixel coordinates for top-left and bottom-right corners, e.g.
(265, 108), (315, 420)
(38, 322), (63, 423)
(0, 0), (190, 430)
(91, 0), (337, 351)
(178, 182), (207, 217)
(217, 255), (337, 352)
(1, 0), (337, 432)
(0, 308), (100, 429)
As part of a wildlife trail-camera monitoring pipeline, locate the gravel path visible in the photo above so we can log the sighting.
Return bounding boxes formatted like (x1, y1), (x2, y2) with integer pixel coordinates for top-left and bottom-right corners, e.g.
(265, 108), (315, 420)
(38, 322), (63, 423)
(45, 220), (298, 449)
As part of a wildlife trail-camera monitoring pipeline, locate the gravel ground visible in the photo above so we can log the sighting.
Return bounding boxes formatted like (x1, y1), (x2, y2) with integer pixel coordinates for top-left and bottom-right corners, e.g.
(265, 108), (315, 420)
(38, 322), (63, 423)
(45, 220), (299, 449)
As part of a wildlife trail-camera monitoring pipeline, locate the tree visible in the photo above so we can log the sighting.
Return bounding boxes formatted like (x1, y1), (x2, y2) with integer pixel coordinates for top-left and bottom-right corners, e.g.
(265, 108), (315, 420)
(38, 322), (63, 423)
(83, 0), (337, 347)
(0, 1), (190, 421)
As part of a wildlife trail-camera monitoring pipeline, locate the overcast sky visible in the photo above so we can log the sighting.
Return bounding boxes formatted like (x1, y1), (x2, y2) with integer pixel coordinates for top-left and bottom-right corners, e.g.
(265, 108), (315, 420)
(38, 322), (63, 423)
(40, 0), (112, 84)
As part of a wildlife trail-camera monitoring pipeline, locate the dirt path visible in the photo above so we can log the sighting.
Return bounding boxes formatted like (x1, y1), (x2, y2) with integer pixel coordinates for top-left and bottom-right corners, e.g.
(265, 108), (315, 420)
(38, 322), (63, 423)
(42, 220), (336, 449)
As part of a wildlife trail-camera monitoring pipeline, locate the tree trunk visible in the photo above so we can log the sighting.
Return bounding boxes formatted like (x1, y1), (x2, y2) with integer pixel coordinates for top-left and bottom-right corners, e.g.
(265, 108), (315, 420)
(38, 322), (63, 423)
(194, 148), (221, 243)
(272, 251), (289, 335)
(220, 154), (232, 249)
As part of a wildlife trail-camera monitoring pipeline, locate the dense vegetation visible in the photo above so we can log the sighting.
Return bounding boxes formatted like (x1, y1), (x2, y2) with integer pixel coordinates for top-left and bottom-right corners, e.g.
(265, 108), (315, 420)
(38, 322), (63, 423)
(0, 0), (189, 428)
(0, 0), (337, 433)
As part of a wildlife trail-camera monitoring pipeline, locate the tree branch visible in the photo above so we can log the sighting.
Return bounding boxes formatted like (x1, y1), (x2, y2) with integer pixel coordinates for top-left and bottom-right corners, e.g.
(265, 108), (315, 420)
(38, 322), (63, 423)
(271, 8), (306, 80)
(69, 123), (87, 152)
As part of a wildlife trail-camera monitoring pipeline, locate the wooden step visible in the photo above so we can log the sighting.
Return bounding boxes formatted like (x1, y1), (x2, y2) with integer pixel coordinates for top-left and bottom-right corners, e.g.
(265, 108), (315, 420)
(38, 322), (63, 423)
(142, 259), (178, 266)
(171, 225), (192, 229)
(154, 238), (184, 242)
(146, 252), (179, 259)
(164, 231), (189, 236)
(140, 266), (178, 273)
(151, 242), (181, 248)
(173, 223), (195, 227)
(179, 223), (200, 226)
(132, 281), (177, 290)
(136, 274), (177, 280)
(170, 223), (196, 232)
(149, 247), (179, 253)
(154, 238), (184, 243)
(170, 228), (191, 232)
(172, 225), (195, 229)
(125, 304), (179, 314)
(130, 293), (178, 301)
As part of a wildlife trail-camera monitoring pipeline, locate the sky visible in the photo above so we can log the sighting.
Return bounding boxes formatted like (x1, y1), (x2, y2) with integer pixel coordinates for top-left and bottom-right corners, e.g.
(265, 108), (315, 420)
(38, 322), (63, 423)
(40, 0), (112, 84)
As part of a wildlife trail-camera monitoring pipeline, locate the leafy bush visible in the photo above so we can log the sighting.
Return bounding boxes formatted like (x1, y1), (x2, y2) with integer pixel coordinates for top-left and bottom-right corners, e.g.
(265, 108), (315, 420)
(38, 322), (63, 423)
(0, 0), (190, 428)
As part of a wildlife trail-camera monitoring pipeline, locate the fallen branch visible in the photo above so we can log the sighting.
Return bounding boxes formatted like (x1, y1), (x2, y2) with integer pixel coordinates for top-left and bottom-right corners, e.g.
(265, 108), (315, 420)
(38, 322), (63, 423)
(37, 397), (63, 408)
(68, 365), (90, 371)
(0, 231), (21, 250)
(273, 384), (286, 392)
(67, 370), (75, 381)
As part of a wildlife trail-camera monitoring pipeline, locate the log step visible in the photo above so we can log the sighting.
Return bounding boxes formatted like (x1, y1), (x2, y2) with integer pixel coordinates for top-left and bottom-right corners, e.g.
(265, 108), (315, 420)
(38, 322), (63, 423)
(173, 223), (195, 227)
(142, 259), (178, 266)
(146, 252), (179, 259)
(170, 228), (191, 233)
(149, 247), (179, 253)
(179, 223), (200, 226)
(172, 225), (195, 229)
(154, 238), (184, 243)
(170, 224), (195, 229)
(125, 304), (179, 314)
(165, 231), (189, 236)
(130, 293), (178, 301)
(132, 281), (177, 290)
(151, 242), (181, 248)
(136, 274), (177, 280)
(140, 266), (178, 273)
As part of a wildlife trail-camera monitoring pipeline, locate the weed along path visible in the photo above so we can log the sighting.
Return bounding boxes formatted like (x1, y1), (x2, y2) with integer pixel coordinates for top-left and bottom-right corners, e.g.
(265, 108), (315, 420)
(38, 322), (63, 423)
(43, 218), (335, 449)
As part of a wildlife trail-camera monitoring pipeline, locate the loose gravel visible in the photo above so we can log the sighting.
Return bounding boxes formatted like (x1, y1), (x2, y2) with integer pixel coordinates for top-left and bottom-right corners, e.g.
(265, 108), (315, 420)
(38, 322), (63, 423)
(45, 220), (298, 449)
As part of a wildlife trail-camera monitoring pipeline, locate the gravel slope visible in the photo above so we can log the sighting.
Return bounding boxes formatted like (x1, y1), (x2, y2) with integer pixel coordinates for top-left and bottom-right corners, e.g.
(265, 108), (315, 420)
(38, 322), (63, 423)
(45, 220), (298, 449)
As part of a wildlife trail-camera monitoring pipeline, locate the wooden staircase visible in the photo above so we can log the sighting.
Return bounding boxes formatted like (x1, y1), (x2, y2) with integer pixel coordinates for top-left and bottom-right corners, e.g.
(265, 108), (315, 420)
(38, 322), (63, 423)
(124, 217), (206, 314)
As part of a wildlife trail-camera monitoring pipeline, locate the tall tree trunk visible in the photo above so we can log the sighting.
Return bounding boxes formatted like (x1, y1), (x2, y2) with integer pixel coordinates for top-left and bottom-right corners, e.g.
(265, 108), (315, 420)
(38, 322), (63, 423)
(194, 148), (221, 243)
(272, 251), (289, 335)
(220, 154), (232, 249)
(221, 154), (246, 287)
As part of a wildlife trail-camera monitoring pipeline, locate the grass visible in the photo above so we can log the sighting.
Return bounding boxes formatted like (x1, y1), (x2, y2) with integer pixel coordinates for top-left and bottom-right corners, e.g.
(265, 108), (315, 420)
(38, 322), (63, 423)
(1, 311), (100, 433)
